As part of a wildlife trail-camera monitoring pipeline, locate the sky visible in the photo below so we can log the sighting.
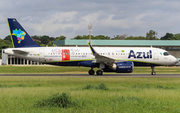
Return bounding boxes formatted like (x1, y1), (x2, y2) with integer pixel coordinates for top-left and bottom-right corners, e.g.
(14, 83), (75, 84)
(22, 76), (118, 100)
(0, 0), (180, 39)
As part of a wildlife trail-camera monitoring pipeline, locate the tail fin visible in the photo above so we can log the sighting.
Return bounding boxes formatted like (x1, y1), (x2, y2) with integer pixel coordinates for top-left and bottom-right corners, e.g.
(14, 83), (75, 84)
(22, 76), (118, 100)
(7, 18), (41, 48)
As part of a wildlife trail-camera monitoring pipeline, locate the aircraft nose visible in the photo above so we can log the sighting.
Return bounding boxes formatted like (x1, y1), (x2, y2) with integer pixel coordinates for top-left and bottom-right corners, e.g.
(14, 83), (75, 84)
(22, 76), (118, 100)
(172, 56), (179, 65)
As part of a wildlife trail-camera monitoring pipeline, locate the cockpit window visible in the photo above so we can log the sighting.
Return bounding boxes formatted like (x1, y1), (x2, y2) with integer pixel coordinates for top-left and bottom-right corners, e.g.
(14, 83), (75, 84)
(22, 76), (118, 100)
(163, 52), (170, 56)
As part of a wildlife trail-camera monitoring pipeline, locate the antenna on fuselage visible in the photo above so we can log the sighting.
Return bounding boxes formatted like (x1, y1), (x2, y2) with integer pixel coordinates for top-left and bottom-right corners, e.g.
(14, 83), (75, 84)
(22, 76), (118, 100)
(88, 23), (92, 44)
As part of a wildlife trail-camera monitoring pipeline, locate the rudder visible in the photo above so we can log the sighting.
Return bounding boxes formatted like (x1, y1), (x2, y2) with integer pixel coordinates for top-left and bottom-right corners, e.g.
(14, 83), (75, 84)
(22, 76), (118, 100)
(7, 18), (41, 48)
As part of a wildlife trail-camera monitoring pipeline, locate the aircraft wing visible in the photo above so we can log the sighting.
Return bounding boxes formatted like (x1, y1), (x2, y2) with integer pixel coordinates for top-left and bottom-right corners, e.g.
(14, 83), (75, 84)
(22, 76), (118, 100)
(88, 43), (115, 66)
(13, 50), (29, 54)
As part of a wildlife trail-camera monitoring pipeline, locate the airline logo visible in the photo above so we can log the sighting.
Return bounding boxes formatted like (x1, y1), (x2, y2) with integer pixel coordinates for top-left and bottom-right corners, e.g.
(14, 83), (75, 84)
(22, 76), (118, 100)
(12, 29), (26, 43)
(128, 50), (152, 59)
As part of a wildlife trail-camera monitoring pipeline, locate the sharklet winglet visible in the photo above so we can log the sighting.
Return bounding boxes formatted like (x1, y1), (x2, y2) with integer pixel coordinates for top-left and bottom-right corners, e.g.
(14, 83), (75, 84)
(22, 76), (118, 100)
(88, 43), (96, 54)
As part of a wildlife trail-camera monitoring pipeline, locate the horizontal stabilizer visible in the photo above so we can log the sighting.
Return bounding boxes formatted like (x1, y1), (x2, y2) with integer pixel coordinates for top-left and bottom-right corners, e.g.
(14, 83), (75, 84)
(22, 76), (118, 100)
(13, 50), (29, 54)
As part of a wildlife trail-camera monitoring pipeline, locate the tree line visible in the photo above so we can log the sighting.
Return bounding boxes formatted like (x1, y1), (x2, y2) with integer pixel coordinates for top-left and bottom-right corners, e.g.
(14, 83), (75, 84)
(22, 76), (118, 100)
(0, 30), (180, 58)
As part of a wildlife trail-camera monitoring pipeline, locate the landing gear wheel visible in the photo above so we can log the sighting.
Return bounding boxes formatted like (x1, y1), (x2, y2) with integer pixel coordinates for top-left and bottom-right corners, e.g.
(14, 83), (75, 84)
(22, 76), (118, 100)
(88, 70), (95, 75)
(96, 70), (103, 75)
(151, 66), (156, 75)
(151, 72), (156, 75)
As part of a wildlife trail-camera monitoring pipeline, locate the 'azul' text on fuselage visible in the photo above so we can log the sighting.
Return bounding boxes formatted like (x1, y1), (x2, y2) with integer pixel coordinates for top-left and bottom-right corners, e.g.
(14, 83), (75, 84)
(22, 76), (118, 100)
(128, 50), (152, 59)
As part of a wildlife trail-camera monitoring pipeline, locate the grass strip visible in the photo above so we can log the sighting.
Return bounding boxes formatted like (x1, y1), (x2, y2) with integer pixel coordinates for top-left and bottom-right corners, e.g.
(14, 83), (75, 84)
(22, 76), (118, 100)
(0, 66), (180, 74)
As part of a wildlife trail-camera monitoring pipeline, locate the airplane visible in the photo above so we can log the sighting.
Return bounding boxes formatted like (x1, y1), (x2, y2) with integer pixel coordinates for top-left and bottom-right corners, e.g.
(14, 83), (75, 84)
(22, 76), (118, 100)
(3, 18), (178, 75)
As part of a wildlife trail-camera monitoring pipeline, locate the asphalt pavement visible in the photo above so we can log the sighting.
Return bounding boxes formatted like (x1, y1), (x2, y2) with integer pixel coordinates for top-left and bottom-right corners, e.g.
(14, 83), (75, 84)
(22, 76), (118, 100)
(0, 74), (180, 77)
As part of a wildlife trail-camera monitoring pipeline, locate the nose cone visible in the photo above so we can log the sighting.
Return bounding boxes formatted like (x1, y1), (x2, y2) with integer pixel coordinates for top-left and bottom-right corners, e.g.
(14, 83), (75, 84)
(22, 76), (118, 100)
(171, 56), (179, 65)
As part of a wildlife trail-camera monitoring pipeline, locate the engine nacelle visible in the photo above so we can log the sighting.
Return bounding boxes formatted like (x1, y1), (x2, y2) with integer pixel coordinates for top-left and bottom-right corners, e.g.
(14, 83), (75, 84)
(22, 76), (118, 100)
(103, 61), (134, 73)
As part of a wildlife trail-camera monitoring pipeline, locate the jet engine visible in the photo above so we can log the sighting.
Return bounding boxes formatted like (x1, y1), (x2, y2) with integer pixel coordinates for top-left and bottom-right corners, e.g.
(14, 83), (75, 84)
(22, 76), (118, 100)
(103, 61), (134, 73)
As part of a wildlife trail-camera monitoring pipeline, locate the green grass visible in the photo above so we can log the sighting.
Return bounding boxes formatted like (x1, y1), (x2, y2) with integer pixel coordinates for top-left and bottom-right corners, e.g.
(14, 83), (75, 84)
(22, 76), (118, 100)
(0, 76), (180, 112)
(0, 65), (180, 74)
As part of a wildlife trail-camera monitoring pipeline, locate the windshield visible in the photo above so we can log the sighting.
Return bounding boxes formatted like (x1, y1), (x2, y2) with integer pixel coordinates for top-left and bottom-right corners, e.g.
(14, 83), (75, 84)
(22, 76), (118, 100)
(163, 52), (170, 56)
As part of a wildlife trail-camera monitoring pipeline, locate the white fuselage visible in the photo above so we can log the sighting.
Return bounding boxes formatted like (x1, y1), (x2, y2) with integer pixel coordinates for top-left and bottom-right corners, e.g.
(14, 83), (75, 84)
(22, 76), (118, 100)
(4, 46), (177, 66)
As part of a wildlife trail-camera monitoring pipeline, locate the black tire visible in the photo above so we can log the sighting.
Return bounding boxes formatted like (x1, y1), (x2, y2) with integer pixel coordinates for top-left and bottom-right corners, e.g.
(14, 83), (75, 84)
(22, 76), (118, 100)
(151, 72), (156, 75)
(96, 70), (103, 75)
(88, 70), (95, 75)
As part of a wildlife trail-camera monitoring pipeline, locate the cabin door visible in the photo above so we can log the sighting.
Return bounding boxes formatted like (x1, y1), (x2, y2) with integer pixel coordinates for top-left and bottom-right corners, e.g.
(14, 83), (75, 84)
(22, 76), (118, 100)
(153, 50), (159, 60)
(39, 49), (45, 62)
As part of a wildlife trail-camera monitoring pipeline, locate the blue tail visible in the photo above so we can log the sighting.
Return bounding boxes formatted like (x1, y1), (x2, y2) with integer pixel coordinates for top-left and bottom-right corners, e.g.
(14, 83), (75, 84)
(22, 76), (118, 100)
(7, 18), (41, 48)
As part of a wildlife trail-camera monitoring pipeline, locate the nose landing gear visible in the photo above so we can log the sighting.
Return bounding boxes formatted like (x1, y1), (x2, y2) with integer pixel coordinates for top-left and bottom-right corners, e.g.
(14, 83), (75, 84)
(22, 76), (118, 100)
(151, 66), (156, 75)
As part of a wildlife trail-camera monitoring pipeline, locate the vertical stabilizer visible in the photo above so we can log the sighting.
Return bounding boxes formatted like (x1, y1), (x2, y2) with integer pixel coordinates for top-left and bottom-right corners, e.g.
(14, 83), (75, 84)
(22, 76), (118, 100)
(7, 18), (41, 48)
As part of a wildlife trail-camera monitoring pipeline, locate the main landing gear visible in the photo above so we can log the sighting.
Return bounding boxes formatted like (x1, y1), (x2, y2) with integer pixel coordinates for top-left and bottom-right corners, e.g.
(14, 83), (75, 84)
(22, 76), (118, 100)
(96, 70), (103, 75)
(88, 69), (95, 75)
(89, 63), (104, 75)
(88, 69), (103, 75)
(151, 66), (156, 75)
